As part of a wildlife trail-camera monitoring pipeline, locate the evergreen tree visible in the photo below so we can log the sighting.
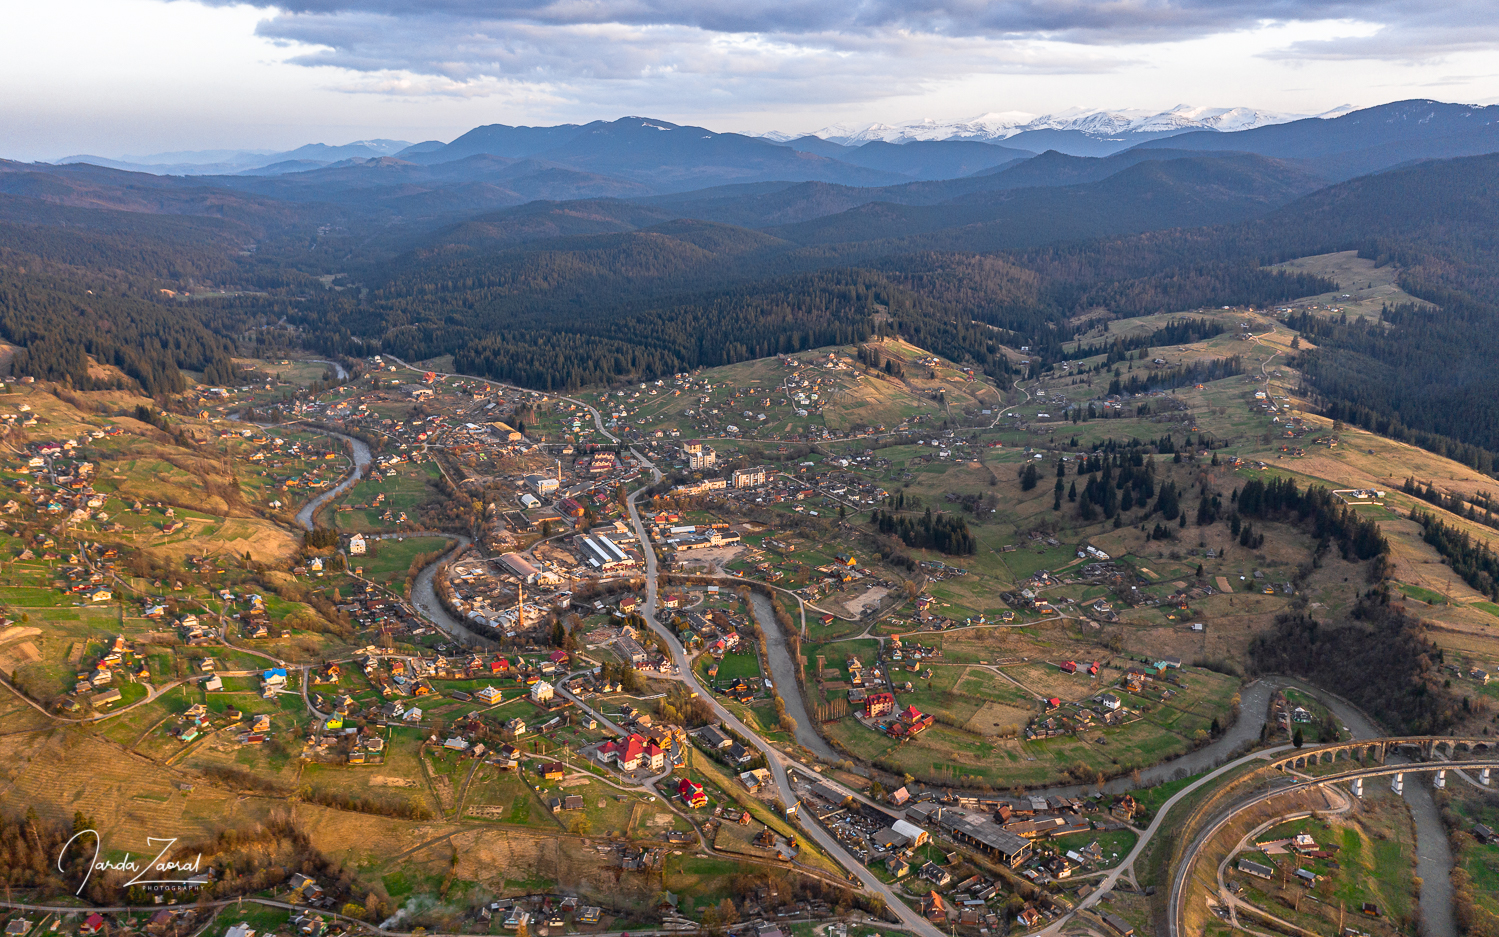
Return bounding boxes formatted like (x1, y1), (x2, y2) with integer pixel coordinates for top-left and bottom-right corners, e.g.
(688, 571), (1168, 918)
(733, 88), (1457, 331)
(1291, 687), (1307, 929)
(1020, 462), (1040, 491)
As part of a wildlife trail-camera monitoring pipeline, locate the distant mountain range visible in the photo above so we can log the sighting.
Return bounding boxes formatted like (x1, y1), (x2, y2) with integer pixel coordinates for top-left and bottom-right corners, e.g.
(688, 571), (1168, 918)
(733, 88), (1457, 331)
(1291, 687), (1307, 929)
(47, 102), (1346, 176)
(8, 99), (1496, 248)
(43, 100), (1489, 186)
(771, 104), (1360, 154)
(9, 98), (1499, 454)
(53, 139), (413, 176)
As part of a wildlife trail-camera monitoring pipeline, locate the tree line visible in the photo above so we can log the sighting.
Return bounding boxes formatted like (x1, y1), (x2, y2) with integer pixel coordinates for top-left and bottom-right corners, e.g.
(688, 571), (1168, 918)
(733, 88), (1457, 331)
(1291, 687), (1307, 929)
(1249, 597), (1461, 736)
(869, 506), (976, 555)
(1412, 510), (1499, 601)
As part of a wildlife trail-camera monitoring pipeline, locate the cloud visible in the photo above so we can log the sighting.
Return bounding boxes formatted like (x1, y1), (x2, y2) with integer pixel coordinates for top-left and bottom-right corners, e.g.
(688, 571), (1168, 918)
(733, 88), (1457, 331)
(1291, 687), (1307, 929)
(217, 0), (1499, 45)
(1261, 14), (1499, 62)
(255, 10), (1132, 106)
(182, 0), (1499, 103)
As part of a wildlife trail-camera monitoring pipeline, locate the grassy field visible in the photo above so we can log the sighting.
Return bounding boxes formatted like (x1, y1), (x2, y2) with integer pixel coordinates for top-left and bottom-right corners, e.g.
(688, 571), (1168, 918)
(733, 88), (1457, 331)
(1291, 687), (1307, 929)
(1229, 791), (1419, 933)
(334, 460), (442, 532)
(1051, 827), (1138, 868)
(1269, 250), (1433, 321)
(17, 260), (1499, 921)
(355, 536), (454, 586)
(1444, 786), (1499, 925)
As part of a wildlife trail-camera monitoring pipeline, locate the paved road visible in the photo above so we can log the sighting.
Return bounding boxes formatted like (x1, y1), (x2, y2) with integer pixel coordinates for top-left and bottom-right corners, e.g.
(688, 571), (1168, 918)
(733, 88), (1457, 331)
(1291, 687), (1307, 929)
(989, 377), (1030, 428)
(1168, 757), (1499, 937)
(553, 679), (626, 736)
(621, 484), (944, 937)
(1033, 742), (1295, 937)
(380, 354), (620, 444)
(0, 672), (196, 724)
(1212, 801), (1351, 935)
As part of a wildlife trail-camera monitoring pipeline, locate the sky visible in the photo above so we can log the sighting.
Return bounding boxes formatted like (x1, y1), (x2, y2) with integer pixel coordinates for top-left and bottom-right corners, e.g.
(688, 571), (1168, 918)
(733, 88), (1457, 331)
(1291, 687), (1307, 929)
(4, 0), (1499, 161)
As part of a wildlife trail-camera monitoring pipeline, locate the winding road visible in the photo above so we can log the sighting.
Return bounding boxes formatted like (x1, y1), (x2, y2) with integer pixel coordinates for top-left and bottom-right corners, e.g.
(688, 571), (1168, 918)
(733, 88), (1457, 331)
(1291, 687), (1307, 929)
(621, 482), (947, 937)
(0, 349), (1465, 937)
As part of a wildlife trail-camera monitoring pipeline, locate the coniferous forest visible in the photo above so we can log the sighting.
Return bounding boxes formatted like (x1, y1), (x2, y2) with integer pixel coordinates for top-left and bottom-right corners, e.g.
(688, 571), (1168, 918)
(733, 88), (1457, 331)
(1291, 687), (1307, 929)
(3, 148), (1499, 473)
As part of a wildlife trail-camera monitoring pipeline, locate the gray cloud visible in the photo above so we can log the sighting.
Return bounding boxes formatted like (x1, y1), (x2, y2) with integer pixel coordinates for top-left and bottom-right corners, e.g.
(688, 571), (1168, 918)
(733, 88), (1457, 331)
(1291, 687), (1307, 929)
(182, 0), (1499, 96)
(217, 0), (1493, 43)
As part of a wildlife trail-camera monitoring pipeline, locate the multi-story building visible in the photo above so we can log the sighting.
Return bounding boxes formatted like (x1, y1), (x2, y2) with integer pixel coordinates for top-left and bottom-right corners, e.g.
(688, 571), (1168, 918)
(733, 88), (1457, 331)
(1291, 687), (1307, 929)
(864, 691), (896, 718)
(732, 465), (768, 489)
(683, 440), (717, 470)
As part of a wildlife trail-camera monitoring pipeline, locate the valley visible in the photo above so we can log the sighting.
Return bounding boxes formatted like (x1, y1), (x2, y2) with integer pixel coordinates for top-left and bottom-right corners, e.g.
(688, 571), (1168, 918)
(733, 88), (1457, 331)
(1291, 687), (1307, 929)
(3, 264), (1499, 937)
(5, 99), (1499, 937)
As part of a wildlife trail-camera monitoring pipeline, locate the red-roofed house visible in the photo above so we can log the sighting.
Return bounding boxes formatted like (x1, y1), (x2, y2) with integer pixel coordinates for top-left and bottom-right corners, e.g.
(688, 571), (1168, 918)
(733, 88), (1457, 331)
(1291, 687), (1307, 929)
(644, 740), (667, 771)
(1087, 661), (1100, 675)
(604, 734), (648, 770)
(1059, 660), (1077, 674)
(490, 658), (509, 673)
(896, 704), (935, 736)
(678, 778), (707, 808)
(864, 691), (896, 719)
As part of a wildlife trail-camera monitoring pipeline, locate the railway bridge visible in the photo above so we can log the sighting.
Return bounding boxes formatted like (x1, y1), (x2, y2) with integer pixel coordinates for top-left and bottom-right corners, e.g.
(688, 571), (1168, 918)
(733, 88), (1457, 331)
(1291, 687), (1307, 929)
(1267, 735), (1496, 772)
(1169, 739), (1499, 937)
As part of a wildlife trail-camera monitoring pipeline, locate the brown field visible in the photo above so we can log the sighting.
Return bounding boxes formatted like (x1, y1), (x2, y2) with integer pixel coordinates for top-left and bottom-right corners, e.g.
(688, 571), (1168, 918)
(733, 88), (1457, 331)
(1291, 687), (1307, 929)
(1271, 250), (1432, 319)
(961, 700), (1031, 736)
(999, 662), (1106, 701)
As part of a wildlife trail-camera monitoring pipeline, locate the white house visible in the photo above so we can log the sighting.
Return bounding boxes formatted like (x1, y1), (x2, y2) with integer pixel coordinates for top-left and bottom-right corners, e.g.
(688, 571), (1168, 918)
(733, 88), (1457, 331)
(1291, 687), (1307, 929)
(348, 533), (366, 556)
(530, 680), (554, 703)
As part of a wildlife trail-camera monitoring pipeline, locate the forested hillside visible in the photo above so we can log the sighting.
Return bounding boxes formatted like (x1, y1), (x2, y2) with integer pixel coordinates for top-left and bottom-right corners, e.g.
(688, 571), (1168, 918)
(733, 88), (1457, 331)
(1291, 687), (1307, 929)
(5, 134), (1499, 476)
(0, 263), (238, 394)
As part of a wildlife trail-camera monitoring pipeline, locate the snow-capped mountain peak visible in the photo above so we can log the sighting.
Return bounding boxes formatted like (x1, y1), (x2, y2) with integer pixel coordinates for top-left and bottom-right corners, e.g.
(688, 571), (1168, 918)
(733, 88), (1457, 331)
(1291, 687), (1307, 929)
(768, 104), (1342, 147)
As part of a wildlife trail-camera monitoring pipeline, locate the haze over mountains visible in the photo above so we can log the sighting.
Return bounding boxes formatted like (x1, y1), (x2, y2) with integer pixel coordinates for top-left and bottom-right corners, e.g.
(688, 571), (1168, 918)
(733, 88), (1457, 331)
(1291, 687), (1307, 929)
(13, 100), (1494, 228)
(50, 102), (1353, 176)
(6, 96), (1499, 475)
(55, 139), (415, 177)
(0, 99), (1489, 295)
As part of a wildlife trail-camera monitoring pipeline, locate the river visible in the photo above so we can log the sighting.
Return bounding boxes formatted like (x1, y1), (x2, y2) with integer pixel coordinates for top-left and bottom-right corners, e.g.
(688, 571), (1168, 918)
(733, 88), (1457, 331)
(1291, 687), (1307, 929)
(1307, 691), (1454, 937)
(745, 610), (1454, 936)
(749, 592), (844, 764)
(275, 377), (1450, 933)
(286, 429), (493, 649)
(294, 432), (372, 531)
(410, 533), (493, 647)
(751, 611), (1288, 798)
(310, 358), (348, 380)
